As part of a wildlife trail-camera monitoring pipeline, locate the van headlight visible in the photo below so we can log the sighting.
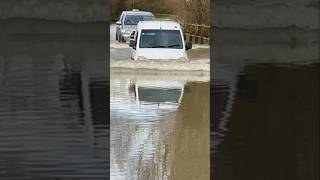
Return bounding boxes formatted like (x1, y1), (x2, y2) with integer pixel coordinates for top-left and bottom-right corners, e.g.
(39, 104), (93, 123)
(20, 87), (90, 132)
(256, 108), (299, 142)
(121, 30), (131, 34)
(137, 56), (148, 61)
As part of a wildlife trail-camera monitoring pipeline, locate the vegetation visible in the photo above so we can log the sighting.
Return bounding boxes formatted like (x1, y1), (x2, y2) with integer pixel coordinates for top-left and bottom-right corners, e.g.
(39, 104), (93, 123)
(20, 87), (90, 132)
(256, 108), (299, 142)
(111, 0), (210, 25)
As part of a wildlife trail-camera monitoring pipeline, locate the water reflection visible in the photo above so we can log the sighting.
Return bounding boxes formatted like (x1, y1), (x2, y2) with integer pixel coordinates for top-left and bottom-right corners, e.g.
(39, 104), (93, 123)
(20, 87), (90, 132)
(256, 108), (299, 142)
(211, 28), (319, 180)
(133, 80), (185, 108)
(0, 19), (108, 179)
(111, 78), (210, 180)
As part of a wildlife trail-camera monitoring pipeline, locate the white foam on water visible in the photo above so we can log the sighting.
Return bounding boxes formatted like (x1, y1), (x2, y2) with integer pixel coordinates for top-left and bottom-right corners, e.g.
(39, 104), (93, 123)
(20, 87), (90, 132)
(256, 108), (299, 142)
(192, 44), (210, 49)
(110, 59), (210, 71)
(111, 68), (209, 82)
(111, 59), (210, 72)
(110, 43), (130, 49)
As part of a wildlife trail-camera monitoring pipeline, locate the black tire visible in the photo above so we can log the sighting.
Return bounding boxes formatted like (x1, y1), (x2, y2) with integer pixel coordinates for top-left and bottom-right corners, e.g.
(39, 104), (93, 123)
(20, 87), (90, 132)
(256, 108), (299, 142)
(116, 32), (118, 40)
(118, 34), (122, 42)
(121, 36), (126, 43)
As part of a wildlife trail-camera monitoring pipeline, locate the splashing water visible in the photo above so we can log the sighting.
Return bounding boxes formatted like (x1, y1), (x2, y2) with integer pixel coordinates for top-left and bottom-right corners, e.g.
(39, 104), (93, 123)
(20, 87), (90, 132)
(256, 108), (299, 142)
(111, 59), (209, 71)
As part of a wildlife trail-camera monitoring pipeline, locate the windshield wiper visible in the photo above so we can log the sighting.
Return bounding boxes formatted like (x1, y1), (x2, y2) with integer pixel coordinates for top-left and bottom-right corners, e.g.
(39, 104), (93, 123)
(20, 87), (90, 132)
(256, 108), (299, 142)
(167, 44), (182, 48)
(149, 45), (167, 48)
(148, 45), (182, 48)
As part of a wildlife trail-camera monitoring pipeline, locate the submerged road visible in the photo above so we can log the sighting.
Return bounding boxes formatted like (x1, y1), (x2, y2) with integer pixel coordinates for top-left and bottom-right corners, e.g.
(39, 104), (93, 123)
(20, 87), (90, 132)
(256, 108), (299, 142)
(109, 24), (210, 180)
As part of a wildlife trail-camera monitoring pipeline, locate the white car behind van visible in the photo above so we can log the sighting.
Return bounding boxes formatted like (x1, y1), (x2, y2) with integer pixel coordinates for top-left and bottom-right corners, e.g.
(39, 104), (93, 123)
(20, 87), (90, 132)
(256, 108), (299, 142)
(129, 20), (192, 61)
(116, 10), (154, 43)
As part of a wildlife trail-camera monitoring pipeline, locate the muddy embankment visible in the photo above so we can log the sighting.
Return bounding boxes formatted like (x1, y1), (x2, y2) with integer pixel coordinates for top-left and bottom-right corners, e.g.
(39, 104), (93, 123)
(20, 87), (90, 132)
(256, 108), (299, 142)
(212, 0), (319, 64)
(212, 0), (319, 29)
(0, 0), (107, 22)
(0, 0), (318, 28)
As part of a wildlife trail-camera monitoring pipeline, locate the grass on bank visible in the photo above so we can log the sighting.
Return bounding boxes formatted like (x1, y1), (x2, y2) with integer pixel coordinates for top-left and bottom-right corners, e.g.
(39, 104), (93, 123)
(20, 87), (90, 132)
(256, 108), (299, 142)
(154, 14), (177, 19)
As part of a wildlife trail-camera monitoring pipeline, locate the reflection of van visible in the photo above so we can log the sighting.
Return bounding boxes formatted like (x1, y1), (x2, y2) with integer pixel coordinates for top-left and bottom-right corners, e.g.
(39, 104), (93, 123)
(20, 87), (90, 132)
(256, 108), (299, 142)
(129, 20), (192, 61)
(133, 80), (185, 109)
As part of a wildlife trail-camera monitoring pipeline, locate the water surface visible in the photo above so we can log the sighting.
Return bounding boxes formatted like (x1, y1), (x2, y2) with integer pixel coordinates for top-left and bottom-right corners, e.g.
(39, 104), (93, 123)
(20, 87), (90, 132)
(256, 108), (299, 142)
(0, 19), (109, 179)
(111, 78), (210, 180)
(211, 28), (319, 180)
(110, 24), (210, 180)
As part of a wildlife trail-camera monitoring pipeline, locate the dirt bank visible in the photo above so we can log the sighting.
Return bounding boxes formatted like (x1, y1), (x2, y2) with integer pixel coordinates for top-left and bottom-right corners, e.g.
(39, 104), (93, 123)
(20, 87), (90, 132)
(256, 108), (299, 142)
(212, 0), (319, 29)
(0, 0), (107, 22)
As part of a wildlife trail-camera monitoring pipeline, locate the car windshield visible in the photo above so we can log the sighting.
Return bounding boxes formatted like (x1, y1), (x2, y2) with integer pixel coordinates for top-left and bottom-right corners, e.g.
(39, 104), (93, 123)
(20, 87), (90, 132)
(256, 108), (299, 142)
(124, 15), (153, 25)
(139, 30), (183, 49)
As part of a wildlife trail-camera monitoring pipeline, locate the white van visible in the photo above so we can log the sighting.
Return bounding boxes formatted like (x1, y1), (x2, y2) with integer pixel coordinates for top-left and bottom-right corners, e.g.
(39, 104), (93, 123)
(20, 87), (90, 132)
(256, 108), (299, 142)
(129, 20), (192, 61)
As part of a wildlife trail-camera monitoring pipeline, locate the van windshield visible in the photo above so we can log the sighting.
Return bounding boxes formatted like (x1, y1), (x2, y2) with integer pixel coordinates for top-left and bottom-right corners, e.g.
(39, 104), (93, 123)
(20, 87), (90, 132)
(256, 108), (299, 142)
(139, 30), (183, 49)
(124, 15), (153, 25)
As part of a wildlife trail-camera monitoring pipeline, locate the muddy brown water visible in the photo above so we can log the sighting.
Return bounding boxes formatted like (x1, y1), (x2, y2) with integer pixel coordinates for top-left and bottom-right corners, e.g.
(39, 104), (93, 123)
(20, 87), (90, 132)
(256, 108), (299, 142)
(0, 19), (109, 180)
(211, 28), (319, 180)
(110, 79), (210, 180)
(0, 20), (318, 180)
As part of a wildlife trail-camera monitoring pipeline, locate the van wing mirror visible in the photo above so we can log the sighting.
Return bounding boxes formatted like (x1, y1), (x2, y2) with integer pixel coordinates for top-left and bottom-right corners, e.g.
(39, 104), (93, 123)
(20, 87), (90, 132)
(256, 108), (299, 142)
(186, 42), (192, 51)
(129, 31), (135, 39)
(129, 39), (136, 49)
(116, 21), (121, 25)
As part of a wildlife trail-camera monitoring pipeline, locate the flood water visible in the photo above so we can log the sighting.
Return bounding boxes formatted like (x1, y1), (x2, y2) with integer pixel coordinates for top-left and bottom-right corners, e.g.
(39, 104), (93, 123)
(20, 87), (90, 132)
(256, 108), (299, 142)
(1, 19), (318, 180)
(0, 19), (109, 179)
(211, 28), (319, 180)
(110, 24), (210, 179)
(110, 78), (210, 180)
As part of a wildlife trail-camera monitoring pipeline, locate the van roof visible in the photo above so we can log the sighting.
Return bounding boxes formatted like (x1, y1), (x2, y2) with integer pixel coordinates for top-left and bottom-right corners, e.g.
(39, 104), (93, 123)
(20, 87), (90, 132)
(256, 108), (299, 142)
(137, 20), (181, 30)
(123, 11), (153, 16)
